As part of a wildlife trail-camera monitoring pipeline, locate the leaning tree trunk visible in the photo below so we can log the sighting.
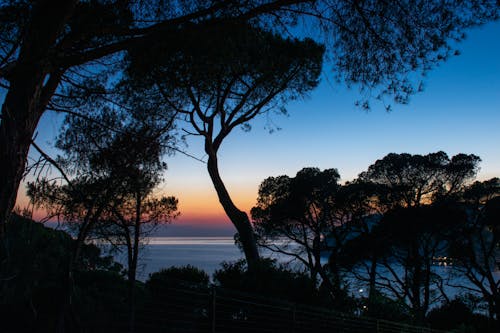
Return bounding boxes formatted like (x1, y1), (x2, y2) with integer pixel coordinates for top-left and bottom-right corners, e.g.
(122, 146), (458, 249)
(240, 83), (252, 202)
(206, 152), (260, 271)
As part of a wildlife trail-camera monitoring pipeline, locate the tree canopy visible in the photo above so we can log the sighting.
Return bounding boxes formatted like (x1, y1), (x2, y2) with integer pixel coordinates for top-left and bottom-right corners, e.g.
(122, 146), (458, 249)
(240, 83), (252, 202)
(123, 22), (325, 269)
(358, 151), (481, 208)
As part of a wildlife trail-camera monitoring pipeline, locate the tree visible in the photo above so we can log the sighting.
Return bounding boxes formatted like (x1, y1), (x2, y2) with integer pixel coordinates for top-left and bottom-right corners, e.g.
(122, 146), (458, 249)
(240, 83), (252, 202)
(358, 151), (481, 209)
(252, 168), (339, 286)
(343, 151), (481, 321)
(369, 204), (467, 322)
(251, 167), (376, 302)
(28, 108), (178, 331)
(450, 178), (500, 320)
(1, 0), (497, 262)
(0, 0), (289, 239)
(127, 23), (324, 270)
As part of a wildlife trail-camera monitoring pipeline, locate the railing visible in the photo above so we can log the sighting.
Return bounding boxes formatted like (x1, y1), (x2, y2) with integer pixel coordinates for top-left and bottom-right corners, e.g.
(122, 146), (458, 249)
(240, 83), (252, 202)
(85, 283), (449, 333)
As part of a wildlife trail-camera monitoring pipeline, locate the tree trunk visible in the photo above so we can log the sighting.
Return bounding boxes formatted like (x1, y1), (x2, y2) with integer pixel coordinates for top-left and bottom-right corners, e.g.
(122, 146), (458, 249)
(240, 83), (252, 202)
(127, 258), (137, 333)
(127, 195), (142, 333)
(0, 87), (44, 234)
(0, 0), (75, 237)
(409, 250), (424, 323)
(368, 253), (378, 307)
(57, 210), (97, 333)
(206, 153), (260, 271)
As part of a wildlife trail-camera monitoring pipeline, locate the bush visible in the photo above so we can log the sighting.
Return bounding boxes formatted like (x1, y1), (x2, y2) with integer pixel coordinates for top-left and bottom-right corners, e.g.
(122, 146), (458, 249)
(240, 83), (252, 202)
(146, 265), (210, 293)
(427, 297), (497, 332)
(0, 214), (127, 332)
(213, 258), (320, 305)
(359, 291), (411, 323)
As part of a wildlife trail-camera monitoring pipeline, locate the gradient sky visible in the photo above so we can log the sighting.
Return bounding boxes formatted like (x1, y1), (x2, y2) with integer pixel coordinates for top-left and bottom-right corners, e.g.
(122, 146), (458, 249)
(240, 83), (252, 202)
(19, 21), (500, 236)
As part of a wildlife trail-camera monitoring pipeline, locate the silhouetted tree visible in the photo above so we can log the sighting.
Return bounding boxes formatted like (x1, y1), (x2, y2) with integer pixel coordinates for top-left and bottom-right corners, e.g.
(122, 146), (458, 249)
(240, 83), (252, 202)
(326, 180), (382, 306)
(462, 177), (500, 206)
(358, 151), (481, 209)
(450, 178), (500, 320)
(127, 24), (324, 270)
(252, 167), (377, 302)
(369, 204), (467, 322)
(344, 152), (481, 322)
(1, 0), (497, 256)
(28, 108), (178, 331)
(252, 168), (339, 286)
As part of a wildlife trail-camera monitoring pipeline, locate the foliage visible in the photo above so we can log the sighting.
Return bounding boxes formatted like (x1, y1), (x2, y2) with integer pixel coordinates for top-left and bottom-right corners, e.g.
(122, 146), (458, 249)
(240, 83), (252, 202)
(127, 21), (324, 129)
(426, 297), (498, 333)
(213, 258), (327, 306)
(252, 168), (341, 282)
(463, 178), (500, 206)
(359, 290), (412, 323)
(125, 21), (325, 269)
(370, 204), (468, 319)
(146, 265), (210, 293)
(0, 214), (126, 332)
(28, 107), (179, 268)
(358, 151), (481, 208)
(449, 192), (500, 320)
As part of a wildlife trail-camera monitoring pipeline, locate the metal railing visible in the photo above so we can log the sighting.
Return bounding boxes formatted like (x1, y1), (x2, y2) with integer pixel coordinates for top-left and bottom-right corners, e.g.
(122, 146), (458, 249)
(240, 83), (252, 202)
(85, 283), (449, 333)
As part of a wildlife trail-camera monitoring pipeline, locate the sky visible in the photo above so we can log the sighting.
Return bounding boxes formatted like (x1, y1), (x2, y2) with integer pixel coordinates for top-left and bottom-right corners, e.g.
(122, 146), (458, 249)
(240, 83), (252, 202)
(18, 21), (500, 236)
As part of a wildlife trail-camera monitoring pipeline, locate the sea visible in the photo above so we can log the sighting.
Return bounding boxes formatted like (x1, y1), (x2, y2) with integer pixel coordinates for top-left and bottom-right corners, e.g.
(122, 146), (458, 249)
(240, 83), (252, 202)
(101, 236), (499, 303)
(133, 237), (243, 280)
(107, 237), (299, 281)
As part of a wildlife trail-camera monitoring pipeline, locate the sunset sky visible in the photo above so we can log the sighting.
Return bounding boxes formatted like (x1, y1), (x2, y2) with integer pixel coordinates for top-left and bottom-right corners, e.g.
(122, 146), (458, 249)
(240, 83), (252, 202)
(20, 21), (500, 236)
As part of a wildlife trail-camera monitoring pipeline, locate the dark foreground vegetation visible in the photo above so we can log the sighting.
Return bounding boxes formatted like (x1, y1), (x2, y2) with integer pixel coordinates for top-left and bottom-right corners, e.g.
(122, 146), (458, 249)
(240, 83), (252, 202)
(1, 181), (499, 333)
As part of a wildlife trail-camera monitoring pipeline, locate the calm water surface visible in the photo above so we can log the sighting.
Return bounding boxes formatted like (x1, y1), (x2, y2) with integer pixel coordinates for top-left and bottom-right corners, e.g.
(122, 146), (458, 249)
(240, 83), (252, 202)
(137, 237), (243, 280)
(110, 236), (499, 301)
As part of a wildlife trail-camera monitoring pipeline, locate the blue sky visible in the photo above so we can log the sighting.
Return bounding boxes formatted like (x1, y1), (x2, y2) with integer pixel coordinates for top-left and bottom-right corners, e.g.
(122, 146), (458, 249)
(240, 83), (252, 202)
(25, 21), (500, 236)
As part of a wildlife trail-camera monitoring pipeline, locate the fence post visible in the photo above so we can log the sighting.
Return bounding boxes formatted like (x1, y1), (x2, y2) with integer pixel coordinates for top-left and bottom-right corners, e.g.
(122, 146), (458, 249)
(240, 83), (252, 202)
(376, 319), (380, 333)
(291, 305), (296, 333)
(211, 287), (216, 333)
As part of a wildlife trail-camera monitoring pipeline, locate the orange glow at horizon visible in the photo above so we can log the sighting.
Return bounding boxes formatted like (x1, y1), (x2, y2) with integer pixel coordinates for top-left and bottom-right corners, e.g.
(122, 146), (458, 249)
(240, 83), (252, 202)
(16, 177), (260, 228)
(162, 183), (259, 226)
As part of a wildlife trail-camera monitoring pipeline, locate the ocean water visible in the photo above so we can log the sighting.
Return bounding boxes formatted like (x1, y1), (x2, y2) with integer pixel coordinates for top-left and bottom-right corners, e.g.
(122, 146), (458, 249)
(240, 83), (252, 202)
(135, 237), (243, 280)
(109, 237), (304, 281)
(108, 237), (499, 304)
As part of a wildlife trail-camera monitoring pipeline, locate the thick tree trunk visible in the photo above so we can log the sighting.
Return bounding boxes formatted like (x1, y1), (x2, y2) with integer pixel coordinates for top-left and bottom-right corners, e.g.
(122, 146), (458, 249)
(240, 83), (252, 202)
(206, 153), (260, 271)
(0, 87), (43, 234)
(0, 0), (75, 237)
